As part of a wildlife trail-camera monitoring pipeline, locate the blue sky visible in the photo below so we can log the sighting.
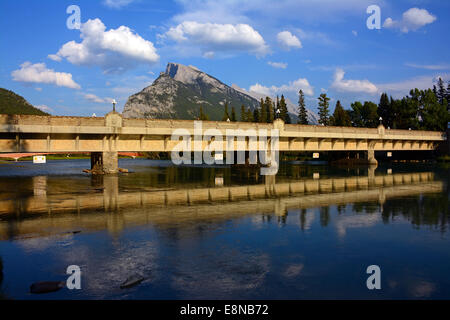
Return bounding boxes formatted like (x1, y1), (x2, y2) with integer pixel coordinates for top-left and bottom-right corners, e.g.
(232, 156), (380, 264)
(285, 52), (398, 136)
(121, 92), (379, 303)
(1, 0), (449, 116)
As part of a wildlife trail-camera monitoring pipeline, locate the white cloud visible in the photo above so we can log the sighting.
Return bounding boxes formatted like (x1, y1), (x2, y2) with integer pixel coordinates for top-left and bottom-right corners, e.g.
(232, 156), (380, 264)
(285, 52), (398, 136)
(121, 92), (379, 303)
(52, 18), (159, 73)
(84, 93), (113, 104)
(11, 62), (81, 89)
(277, 31), (302, 49)
(35, 105), (53, 113)
(162, 21), (268, 56)
(268, 61), (287, 69)
(295, 28), (335, 47)
(330, 68), (378, 94)
(405, 63), (450, 71)
(352, 30), (358, 36)
(249, 78), (314, 97)
(383, 8), (436, 33)
(377, 74), (449, 98)
(103, 0), (135, 9)
(48, 54), (62, 62)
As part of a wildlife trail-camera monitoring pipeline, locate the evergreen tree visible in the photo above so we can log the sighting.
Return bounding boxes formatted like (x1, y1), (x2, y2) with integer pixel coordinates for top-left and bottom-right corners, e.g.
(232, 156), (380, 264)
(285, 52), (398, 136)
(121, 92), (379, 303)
(350, 101), (379, 128)
(259, 98), (267, 123)
(420, 89), (448, 131)
(330, 100), (351, 126)
(378, 92), (392, 127)
(222, 102), (230, 121)
(447, 82), (450, 111)
(297, 89), (308, 124)
(264, 97), (274, 123)
(199, 106), (209, 120)
(437, 77), (446, 105)
(317, 93), (330, 126)
(240, 105), (247, 122)
(247, 108), (254, 122)
(231, 106), (237, 122)
(279, 95), (290, 123)
(253, 108), (259, 123)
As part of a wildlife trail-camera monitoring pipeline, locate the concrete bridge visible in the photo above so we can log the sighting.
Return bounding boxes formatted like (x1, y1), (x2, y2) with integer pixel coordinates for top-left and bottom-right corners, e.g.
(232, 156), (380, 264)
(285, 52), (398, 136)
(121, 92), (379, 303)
(0, 112), (446, 174)
(0, 171), (442, 239)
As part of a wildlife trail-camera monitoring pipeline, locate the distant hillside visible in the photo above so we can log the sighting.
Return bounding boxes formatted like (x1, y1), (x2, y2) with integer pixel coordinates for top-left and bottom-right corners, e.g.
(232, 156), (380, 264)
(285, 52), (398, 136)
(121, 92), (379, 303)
(0, 88), (49, 115)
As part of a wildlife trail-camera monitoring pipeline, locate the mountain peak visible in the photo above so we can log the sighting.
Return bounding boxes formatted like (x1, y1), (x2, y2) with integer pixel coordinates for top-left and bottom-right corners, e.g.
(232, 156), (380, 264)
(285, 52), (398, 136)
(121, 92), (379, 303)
(165, 63), (202, 84)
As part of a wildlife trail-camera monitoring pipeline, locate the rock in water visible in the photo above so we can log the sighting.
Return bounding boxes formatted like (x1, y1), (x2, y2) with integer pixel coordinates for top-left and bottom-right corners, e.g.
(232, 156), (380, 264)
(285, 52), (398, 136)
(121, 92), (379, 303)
(120, 276), (145, 289)
(30, 281), (65, 294)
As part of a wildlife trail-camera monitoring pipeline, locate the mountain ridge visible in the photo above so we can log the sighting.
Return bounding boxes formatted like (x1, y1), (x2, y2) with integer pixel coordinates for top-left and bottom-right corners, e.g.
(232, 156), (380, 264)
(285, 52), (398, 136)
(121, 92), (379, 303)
(123, 63), (318, 123)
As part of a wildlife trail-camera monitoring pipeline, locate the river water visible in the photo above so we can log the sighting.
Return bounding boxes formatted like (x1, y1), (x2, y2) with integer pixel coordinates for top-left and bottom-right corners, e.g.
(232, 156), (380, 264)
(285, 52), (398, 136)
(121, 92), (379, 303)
(0, 159), (448, 299)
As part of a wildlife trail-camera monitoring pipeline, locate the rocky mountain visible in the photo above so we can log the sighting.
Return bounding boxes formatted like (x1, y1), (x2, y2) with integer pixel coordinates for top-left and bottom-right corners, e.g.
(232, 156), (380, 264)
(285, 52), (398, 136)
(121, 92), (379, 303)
(123, 63), (260, 120)
(123, 63), (318, 124)
(0, 88), (49, 116)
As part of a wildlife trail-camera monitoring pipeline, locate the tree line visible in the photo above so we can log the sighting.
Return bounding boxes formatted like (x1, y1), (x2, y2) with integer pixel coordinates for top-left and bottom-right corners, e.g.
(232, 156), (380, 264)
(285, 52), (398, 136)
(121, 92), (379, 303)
(199, 78), (449, 132)
(315, 77), (449, 132)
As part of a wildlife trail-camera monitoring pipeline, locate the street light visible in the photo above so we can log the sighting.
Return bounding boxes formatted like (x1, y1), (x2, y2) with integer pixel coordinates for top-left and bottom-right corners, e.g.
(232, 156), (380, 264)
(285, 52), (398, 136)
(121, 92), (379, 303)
(112, 99), (117, 112)
(379, 116), (383, 125)
(276, 108), (281, 119)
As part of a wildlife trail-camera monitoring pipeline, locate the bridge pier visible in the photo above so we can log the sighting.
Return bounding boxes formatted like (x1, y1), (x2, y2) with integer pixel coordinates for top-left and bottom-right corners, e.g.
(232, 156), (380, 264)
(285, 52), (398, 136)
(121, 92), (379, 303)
(367, 149), (378, 165)
(91, 151), (118, 174)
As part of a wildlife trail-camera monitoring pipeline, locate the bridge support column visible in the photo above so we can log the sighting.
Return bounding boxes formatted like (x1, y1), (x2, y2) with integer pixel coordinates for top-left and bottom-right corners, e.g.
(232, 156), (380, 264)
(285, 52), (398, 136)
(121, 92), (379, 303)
(367, 149), (378, 165)
(91, 151), (118, 174)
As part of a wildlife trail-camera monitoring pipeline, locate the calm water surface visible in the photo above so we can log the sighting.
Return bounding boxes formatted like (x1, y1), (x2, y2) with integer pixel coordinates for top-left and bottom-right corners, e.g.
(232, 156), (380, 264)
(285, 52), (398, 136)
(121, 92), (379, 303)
(0, 159), (448, 299)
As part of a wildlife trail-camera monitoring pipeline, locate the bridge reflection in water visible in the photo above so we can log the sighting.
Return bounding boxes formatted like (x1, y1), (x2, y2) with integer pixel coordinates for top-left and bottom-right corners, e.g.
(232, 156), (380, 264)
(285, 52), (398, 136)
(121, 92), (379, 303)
(0, 170), (443, 240)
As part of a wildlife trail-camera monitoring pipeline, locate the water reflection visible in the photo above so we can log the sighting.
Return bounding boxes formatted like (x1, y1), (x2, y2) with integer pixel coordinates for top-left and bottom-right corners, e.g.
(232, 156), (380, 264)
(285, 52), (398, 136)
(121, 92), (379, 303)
(0, 160), (448, 299)
(0, 171), (444, 240)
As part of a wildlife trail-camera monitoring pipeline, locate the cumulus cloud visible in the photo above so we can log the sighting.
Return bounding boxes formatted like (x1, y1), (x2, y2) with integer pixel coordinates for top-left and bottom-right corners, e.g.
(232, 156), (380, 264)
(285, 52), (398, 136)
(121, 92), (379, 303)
(330, 68), (378, 94)
(103, 0), (135, 9)
(11, 62), (81, 89)
(277, 31), (302, 49)
(51, 18), (159, 73)
(84, 93), (113, 104)
(383, 8), (436, 33)
(249, 78), (314, 97)
(268, 61), (287, 69)
(162, 21), (268, 56)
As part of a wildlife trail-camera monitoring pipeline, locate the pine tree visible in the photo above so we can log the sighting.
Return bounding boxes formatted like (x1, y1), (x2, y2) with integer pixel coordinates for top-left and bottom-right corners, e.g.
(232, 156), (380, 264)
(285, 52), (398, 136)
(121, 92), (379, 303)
(264, 97), (273, 123)
(279, 95), (290, 123)
(297, 89), (308, 124)
(253, 107), (259, 123)
(222, 102), (230, 121)
(447, 82), (450, 112)
(231, 106), (237, 122)
(437, 77), (446, 105)
(377, 92), (392, 127)
(317, 93), (330, 126)
(330, 100), (351, 126)
(259, 98), (267, 123)
(199, 106), (209, 120)
(240, 105), (247, 122)
(247, 108), (254, 122)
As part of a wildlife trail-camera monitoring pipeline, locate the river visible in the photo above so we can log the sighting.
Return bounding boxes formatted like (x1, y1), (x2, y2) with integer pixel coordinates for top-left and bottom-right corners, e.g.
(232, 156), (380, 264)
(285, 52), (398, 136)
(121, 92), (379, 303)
(0, 159), (448, 299)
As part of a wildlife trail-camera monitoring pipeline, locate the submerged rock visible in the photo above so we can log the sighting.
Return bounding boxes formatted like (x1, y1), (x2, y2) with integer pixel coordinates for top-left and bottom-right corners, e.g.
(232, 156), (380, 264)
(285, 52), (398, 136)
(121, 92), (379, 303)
(120, 275), (145, 289)
(30, 281), (65, 294)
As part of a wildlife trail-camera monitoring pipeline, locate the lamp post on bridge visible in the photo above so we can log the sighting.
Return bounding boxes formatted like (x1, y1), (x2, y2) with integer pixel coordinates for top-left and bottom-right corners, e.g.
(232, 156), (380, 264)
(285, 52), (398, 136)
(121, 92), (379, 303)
(112, 99), (117, 113)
